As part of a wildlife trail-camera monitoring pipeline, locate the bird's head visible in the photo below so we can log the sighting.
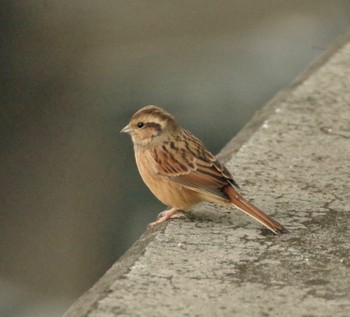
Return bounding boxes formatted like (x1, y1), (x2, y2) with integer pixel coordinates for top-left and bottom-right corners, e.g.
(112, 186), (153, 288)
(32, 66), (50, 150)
(121, 105), (177, 146)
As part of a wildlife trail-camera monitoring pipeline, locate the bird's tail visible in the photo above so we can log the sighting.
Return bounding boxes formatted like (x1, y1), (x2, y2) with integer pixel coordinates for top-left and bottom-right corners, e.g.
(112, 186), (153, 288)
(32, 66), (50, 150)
(224, 185), (288, 234)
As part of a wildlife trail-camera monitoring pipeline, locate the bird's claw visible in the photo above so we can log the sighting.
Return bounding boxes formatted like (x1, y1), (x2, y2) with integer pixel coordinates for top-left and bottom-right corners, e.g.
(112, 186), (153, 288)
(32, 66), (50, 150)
(148, 209), (187, 227)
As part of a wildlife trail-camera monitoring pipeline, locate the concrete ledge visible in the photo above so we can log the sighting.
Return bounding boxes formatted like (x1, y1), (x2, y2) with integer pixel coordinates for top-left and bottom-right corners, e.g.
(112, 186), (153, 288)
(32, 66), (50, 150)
(64, 32), (350, 317)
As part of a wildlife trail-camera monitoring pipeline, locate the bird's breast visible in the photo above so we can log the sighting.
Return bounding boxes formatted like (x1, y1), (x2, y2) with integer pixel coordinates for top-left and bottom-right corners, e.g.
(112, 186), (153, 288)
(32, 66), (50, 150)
(134, 147), (201, 209)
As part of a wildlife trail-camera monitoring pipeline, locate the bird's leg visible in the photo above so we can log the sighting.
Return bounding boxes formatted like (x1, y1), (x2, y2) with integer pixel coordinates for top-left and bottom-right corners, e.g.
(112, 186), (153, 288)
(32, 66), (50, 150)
(149, 207), (186, 227)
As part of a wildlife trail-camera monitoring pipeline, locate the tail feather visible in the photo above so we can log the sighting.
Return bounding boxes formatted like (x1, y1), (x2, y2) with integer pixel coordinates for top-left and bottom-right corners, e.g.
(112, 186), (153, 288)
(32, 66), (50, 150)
(224, 186), (288, 234)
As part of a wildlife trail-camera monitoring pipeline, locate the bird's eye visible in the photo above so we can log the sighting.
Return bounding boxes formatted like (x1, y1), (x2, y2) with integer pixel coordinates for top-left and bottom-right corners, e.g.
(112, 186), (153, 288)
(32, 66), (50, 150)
(137, 122), (144, 128)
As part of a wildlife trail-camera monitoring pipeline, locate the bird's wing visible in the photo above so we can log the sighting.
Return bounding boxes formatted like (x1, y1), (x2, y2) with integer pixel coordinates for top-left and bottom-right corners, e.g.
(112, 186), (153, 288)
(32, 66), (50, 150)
(151, 130), (239, 199)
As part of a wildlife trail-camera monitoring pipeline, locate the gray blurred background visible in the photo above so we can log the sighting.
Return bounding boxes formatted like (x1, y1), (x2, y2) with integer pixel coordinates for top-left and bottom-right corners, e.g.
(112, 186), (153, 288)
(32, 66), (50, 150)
(1, 1), (350, 316)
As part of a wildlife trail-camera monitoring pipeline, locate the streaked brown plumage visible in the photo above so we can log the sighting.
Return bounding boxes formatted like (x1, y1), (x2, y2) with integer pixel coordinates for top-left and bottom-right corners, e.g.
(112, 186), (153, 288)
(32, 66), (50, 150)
(121, 105), (288, 234)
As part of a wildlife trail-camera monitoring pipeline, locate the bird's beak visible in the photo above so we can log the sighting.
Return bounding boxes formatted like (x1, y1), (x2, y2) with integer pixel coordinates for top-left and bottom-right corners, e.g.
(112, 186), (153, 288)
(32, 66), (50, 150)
(120, 124), (132, 134)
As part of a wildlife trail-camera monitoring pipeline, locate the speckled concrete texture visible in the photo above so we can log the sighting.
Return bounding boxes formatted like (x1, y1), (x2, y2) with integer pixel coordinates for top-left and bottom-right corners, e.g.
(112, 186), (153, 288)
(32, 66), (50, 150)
(64, 34), (350, 317)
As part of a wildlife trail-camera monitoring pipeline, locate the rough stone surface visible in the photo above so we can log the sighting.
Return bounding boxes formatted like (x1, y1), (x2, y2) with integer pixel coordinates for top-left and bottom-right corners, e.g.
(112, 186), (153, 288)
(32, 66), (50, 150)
(64, 33), (350, 317)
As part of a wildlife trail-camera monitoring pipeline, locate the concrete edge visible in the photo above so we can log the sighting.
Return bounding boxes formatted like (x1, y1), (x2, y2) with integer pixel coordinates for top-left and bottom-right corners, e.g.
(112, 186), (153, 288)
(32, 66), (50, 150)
(218, 29), (350, 162)
(63, 29), (350, 317)
(63, 226), (166, 317)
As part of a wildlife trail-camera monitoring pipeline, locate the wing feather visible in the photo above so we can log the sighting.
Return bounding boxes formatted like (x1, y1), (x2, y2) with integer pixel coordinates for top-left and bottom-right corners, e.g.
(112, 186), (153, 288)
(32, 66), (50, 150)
(151, 130), (239, 199)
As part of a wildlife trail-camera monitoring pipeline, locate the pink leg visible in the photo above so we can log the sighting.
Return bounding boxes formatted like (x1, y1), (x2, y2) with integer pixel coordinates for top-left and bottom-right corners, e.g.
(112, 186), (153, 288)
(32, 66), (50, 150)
(148, 208), (186, 227)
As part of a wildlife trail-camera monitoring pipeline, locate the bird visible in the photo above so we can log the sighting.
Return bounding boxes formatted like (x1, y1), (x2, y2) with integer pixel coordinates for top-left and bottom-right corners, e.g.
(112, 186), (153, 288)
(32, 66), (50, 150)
(121, 105), (288, 234)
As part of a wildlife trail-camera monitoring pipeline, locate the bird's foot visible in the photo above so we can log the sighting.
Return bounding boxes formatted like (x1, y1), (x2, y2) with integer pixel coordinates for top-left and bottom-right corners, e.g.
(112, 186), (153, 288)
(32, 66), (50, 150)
(148, 208), (186, 227)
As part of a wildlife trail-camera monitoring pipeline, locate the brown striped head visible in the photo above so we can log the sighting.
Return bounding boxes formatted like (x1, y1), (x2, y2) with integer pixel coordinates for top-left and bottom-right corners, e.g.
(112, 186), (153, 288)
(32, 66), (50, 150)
(121, 105), (178, 146)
